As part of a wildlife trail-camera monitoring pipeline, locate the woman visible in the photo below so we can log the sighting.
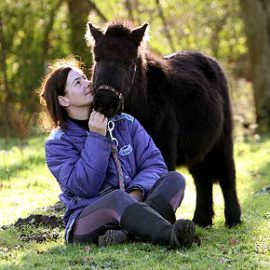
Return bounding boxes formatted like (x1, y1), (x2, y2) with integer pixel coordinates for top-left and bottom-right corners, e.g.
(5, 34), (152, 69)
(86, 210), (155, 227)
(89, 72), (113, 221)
(39, 58), (200, 248)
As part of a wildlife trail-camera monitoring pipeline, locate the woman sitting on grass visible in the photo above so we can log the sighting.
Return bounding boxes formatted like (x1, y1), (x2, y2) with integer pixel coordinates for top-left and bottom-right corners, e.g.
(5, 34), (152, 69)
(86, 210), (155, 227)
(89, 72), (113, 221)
(39, 58), (200, 248)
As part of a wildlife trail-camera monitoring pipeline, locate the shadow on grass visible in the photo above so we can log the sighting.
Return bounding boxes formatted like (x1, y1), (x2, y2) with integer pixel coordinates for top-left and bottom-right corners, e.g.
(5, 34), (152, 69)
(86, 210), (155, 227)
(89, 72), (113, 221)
(0, 133), (46, 151)
(0, 134), (47, 182)
(1, 240), (204, 270)
(0, 155), (45, 182)
(1, 137), (269, 269)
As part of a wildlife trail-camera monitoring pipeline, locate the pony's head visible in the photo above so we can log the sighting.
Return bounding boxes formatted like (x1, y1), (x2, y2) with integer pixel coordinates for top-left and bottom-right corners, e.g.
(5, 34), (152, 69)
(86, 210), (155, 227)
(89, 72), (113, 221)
(86, 21), (148, 117)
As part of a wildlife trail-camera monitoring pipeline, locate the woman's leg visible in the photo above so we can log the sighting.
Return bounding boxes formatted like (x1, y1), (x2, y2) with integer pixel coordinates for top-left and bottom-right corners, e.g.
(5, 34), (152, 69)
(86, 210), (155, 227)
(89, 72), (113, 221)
(72, 174), (199, 248)
(72, 189), (136, 243)
(120, 201), (199, 248)
(145, 171), (186, 223)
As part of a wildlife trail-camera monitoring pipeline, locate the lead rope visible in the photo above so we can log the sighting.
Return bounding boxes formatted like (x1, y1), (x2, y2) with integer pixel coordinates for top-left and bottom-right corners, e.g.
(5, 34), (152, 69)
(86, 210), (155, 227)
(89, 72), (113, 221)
(107, 120), (125, 191)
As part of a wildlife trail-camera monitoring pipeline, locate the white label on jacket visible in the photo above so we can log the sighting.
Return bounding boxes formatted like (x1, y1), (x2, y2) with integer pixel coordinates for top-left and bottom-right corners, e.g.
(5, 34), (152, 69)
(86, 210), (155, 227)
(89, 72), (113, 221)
(119, 144), (133, 156)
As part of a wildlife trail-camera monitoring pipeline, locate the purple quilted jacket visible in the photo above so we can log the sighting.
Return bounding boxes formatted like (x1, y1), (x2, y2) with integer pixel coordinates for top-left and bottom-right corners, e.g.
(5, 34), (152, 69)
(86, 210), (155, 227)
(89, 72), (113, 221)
(45, 113), (168, 242)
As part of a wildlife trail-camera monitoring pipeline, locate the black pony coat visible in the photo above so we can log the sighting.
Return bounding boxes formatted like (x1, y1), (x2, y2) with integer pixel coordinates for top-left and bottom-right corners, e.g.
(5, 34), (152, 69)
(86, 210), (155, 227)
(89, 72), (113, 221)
(87, 23), (241, 227)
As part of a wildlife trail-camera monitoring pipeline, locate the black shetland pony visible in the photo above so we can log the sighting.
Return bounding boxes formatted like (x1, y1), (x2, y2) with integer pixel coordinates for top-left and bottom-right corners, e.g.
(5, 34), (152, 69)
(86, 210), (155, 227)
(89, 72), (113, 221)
(86, 21), (241, 227)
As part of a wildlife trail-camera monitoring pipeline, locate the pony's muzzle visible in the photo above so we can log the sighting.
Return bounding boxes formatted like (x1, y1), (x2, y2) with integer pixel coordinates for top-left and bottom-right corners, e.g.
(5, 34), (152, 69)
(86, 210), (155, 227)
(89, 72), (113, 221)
(92, 86), (123, 118)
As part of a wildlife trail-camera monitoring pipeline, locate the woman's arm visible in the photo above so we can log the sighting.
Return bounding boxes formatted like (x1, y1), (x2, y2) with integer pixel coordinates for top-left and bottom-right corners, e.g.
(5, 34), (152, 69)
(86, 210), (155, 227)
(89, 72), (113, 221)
(45, 130), (112, 198)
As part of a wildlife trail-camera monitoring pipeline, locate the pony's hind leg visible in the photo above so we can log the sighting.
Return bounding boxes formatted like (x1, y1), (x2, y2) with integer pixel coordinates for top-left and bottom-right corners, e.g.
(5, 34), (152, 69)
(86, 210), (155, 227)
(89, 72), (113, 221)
(218, 147), (241, 227)
(189, 162), (215, 227)
(191, 141), (241, 228)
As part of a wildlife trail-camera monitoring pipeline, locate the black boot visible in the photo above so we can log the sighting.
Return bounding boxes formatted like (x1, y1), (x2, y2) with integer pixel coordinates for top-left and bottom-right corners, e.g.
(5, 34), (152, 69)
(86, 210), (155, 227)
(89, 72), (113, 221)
(170, 219), (201, 248)
(120, 202), (199, 248)
(98, 230), (130, 247)
(145, 194), (176, 224)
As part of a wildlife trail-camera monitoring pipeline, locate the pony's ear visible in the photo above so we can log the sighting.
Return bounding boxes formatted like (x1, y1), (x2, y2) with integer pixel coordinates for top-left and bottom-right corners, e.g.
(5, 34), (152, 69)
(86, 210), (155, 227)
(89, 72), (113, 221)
(87, 23), (103, 43)
(130, 23), (149, 47)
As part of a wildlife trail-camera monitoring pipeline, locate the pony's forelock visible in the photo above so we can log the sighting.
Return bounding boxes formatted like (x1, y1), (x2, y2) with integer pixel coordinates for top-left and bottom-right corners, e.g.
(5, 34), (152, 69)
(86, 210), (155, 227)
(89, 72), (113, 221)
(86, 21), (149, 48)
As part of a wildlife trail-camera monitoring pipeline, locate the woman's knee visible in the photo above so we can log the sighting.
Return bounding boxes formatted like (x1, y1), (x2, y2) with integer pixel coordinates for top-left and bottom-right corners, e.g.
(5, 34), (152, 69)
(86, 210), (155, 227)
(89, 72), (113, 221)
(106, 189), (135, 207)
(164, 171), (186, 188)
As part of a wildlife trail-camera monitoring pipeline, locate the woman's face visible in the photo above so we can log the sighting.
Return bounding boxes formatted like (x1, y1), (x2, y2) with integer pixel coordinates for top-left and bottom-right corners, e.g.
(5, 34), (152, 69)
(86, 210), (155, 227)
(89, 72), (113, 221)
(60, 68), (93, 108)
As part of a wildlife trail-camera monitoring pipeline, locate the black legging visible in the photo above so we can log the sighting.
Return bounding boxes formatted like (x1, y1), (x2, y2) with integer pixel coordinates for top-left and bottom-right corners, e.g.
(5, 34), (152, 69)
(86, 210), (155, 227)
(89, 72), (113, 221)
(72, 171), (185, 243)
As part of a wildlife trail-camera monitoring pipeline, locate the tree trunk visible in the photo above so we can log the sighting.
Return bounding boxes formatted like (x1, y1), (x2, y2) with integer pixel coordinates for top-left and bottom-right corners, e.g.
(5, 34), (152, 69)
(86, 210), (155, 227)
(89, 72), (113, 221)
(67, 0), (92, 70)
(239, 0), (270, 132)
(19, 0), (64, 139)
(0, 14), (12, 137)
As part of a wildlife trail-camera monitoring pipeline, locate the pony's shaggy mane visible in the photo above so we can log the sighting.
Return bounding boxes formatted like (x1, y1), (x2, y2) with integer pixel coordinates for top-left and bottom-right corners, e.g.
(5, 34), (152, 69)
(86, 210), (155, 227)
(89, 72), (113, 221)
(105, 21), (134, 36)
(86, 21), (149, 50)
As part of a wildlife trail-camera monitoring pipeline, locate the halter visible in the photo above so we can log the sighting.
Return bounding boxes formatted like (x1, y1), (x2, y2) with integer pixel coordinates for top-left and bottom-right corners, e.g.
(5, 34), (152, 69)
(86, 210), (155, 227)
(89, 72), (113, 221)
(131, 63), (137, 84)
(94, 62), (137, 113)
(95, 84), (124, 112)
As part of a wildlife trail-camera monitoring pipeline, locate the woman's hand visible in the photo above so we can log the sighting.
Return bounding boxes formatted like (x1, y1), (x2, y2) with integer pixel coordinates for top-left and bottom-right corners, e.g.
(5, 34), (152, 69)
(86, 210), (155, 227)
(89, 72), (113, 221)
(128, 189), (143, 202)
(88, 111), (108, 136)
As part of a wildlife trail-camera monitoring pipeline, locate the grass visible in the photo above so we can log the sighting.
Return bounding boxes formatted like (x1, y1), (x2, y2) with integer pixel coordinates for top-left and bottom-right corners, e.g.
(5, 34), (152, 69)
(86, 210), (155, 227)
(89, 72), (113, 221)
(0, 134), (270, 270)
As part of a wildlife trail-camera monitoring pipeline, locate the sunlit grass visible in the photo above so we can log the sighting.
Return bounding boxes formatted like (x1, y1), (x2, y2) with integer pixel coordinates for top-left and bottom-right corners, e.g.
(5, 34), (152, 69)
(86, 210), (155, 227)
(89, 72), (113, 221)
(0, 134), (269, 269)
(0, 136), (60, 225)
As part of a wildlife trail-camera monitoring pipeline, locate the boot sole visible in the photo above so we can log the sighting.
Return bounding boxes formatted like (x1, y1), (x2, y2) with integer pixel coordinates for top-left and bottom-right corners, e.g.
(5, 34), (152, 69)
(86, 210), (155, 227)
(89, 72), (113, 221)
(98, 230), (129, 247)
(171, 219), (198, 248)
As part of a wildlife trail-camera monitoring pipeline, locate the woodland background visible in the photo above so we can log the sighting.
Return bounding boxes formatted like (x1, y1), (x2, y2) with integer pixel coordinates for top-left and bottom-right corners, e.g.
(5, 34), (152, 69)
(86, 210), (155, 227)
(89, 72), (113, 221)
(0, 1), (270, 269)
(0, 0), (270, 139)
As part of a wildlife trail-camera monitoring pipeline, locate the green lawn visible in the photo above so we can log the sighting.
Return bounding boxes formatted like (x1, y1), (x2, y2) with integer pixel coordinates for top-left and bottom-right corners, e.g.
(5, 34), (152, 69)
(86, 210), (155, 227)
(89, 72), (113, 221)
(0, 134), (269, 270)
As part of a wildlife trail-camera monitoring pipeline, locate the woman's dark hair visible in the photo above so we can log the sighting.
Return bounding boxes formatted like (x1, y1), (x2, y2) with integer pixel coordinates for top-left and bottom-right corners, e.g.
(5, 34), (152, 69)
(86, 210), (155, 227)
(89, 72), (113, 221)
(39, 59), (82, 130)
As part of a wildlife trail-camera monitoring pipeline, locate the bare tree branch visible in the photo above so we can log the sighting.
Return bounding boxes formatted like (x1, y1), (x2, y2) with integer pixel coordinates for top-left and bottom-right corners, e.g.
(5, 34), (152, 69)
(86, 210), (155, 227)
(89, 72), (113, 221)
(25, 0), (64, 131)
(209, 6), (228, 58)
(125, 0), (135, 22)
(87, 0), (108, 22)
(43, 0), (64, 57)
(155, 0), (176, 52)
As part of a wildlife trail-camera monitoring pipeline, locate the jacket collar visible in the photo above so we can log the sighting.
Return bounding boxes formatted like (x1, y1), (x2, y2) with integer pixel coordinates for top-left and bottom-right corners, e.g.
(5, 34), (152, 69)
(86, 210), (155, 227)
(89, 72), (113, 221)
(64, 119), (88, 136)
(63, 113), (133, 136)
